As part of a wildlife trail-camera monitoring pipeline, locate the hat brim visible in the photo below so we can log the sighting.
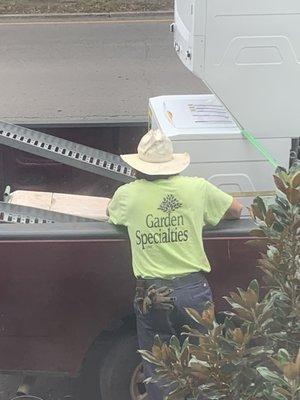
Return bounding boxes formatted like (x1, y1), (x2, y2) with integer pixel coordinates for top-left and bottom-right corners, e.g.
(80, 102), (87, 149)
(121, 153), (190, 175)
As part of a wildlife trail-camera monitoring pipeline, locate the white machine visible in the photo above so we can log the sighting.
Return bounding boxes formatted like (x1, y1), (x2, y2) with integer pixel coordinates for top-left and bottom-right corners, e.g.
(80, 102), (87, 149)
(149, 0), (300, 202)
(173, 0), (300, 140)
(149, 94), (290, 194)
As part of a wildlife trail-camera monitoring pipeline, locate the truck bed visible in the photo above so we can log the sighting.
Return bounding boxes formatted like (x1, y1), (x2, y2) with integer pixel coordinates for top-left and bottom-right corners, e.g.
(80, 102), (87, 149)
(0, 122), (260, 377)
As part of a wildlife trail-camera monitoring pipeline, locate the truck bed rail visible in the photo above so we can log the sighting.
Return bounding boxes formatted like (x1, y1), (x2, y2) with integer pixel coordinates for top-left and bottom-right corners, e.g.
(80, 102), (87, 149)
(0, 219), (255, 240)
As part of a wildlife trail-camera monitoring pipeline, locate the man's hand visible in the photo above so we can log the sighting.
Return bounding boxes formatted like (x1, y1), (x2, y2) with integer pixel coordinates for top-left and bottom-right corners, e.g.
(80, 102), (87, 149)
(223, 198), (243, 220)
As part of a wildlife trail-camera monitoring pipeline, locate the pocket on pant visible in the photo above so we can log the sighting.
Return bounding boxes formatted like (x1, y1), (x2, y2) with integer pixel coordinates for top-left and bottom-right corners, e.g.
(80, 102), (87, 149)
(190, 279), (212, 301)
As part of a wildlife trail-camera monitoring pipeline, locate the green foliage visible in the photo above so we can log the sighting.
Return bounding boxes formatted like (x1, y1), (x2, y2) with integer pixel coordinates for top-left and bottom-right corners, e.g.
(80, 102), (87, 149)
(140, 162), (300, 400)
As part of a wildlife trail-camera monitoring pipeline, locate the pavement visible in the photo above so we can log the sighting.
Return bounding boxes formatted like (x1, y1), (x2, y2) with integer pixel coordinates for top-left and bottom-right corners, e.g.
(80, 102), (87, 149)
(0, 13), (208, 399)
(0, 14), (208, 125)
(0, 373), (74, 400)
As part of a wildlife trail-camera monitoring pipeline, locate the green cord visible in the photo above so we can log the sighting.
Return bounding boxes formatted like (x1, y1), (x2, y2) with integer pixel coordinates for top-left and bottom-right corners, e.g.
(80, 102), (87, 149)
(241, 130), (278, 169)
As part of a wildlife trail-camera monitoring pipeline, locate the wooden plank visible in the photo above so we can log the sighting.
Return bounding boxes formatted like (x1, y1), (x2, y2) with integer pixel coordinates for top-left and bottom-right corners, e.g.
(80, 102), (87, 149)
(8, 190), (110, 221)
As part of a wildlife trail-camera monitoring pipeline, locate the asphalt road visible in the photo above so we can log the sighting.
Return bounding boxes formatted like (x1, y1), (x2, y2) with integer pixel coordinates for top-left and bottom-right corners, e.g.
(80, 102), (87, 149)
(0, 373), (75, 400)
(0, 16), (207, 124)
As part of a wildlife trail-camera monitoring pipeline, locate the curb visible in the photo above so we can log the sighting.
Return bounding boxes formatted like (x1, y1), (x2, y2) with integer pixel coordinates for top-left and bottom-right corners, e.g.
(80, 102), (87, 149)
(0, 10), (173, 21)
(6, 116), (148, 128)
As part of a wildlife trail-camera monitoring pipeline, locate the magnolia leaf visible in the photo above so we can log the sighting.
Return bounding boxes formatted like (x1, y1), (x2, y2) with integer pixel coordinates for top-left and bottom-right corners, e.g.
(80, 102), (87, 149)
(273, 175), (287, 194)
(161, 343), (172, 363)
(275, 195), (290, 210)
(143, 377), (153, 384)
(283, 363), (299, 380)
(263, 385), (274, 397)
(223, 316), (236, 331)
(166, 386), (191, 400)
(181, 325), (202, 338)
(244, 288), (259, 308)
(234, 307), (254, 322)
(260, 317), (274, 330)
(257, 367), (287, 387)
(190, 358), (210, 368)
(278, 348), (291, 364)
(265, 209), (276, 227)
(286, 187), (300, 205)
(296, 349), (300, 370)
(223, 296), (247, 311)
(185, 307), (215, 330)
(170, 336), (181, 357)
(269, 204), (289, 219)
(180, 346), (189, 367)
(153, 334), (163, 348)
(246, 238), (268, 250)
(292, 218), (300, 233)
(275, 166), (288, 173)
(190, 361), (210, 376)
(248, 279), (260, 298)
(152, 344), (162, 359)
(189, 344), (207, 360)
(271, 392), (290, 400)
(249, 229), (267, 237)
(252, 197), (267, 219)
(201, 306), (216, 328)
(181, 337), (189, 354)
(257, 300), (274, 317)
(273, 221), (285, 233)
(288, 160), (300, 174)
(258, 258), (276, 271)
(290, 171), (300, 188)
(231, 328), (244, 345)
(185, 308), (203, 325)
(248, 346), (269, 356)
(270, 357), (284, 372)
(276, 166), (289, 178)
(138, 350), (162, 366)
(276, 387), (293, 397)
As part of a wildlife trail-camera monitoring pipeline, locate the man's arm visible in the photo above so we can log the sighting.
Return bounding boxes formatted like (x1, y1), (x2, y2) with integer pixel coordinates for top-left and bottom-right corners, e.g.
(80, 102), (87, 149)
(223, 198), (243, 220)
(106, 186), (128, 226)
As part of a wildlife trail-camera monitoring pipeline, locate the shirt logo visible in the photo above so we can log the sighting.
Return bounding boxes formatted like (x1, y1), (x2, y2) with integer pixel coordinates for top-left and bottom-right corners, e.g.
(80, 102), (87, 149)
(135, 195), (188, 249)
(158, 194), (182, 213)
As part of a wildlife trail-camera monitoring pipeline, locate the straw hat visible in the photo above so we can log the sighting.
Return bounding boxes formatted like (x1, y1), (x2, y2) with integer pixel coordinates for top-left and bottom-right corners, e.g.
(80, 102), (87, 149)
(121, 129), (190, 175)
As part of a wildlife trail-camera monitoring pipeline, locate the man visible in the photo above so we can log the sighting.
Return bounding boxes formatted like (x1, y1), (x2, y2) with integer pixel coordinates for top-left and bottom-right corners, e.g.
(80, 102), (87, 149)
(107, 129), (243, 399)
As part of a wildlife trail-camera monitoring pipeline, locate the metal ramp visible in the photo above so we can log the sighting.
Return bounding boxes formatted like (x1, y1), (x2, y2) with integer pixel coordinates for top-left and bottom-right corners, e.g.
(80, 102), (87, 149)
(0, 121), (135, 183)
(0, 121), (136, 224)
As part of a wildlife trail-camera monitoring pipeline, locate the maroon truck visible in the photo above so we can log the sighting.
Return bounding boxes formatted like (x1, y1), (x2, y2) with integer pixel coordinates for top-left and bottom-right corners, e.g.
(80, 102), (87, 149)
(0, 122), (258, 400)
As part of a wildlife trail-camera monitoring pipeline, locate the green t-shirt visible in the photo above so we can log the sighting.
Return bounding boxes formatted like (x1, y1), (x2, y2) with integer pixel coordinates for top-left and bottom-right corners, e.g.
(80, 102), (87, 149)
(108, 176), (233, 279)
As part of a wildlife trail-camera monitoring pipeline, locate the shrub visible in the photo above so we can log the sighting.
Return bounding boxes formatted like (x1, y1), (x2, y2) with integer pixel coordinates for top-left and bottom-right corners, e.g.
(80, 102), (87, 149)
(140, 163), (300, 400)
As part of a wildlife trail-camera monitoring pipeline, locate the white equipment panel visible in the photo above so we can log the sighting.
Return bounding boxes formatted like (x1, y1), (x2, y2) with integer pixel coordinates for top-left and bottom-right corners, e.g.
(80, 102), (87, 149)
(173, 0), (300, 139)
(149, 95), (291, 200)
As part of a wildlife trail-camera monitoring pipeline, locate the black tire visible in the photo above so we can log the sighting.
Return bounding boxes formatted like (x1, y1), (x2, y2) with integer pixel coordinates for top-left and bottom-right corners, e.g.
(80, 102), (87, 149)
(99, 330), (147, 400)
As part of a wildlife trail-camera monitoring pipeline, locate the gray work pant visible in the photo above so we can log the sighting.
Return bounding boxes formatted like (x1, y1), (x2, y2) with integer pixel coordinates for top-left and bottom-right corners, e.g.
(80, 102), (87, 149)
(135, 272), (212, 400)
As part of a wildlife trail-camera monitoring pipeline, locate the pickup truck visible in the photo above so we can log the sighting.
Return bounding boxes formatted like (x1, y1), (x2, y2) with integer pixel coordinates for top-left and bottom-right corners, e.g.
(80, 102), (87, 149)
(0, 121), (259, 400)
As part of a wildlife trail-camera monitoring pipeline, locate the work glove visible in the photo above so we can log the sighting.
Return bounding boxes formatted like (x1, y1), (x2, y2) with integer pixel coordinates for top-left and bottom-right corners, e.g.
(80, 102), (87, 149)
(135, 285), (175, 315)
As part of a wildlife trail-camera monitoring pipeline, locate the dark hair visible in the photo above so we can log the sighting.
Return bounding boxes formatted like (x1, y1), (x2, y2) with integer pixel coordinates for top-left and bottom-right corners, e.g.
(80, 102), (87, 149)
(135, 171), (178, 181)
